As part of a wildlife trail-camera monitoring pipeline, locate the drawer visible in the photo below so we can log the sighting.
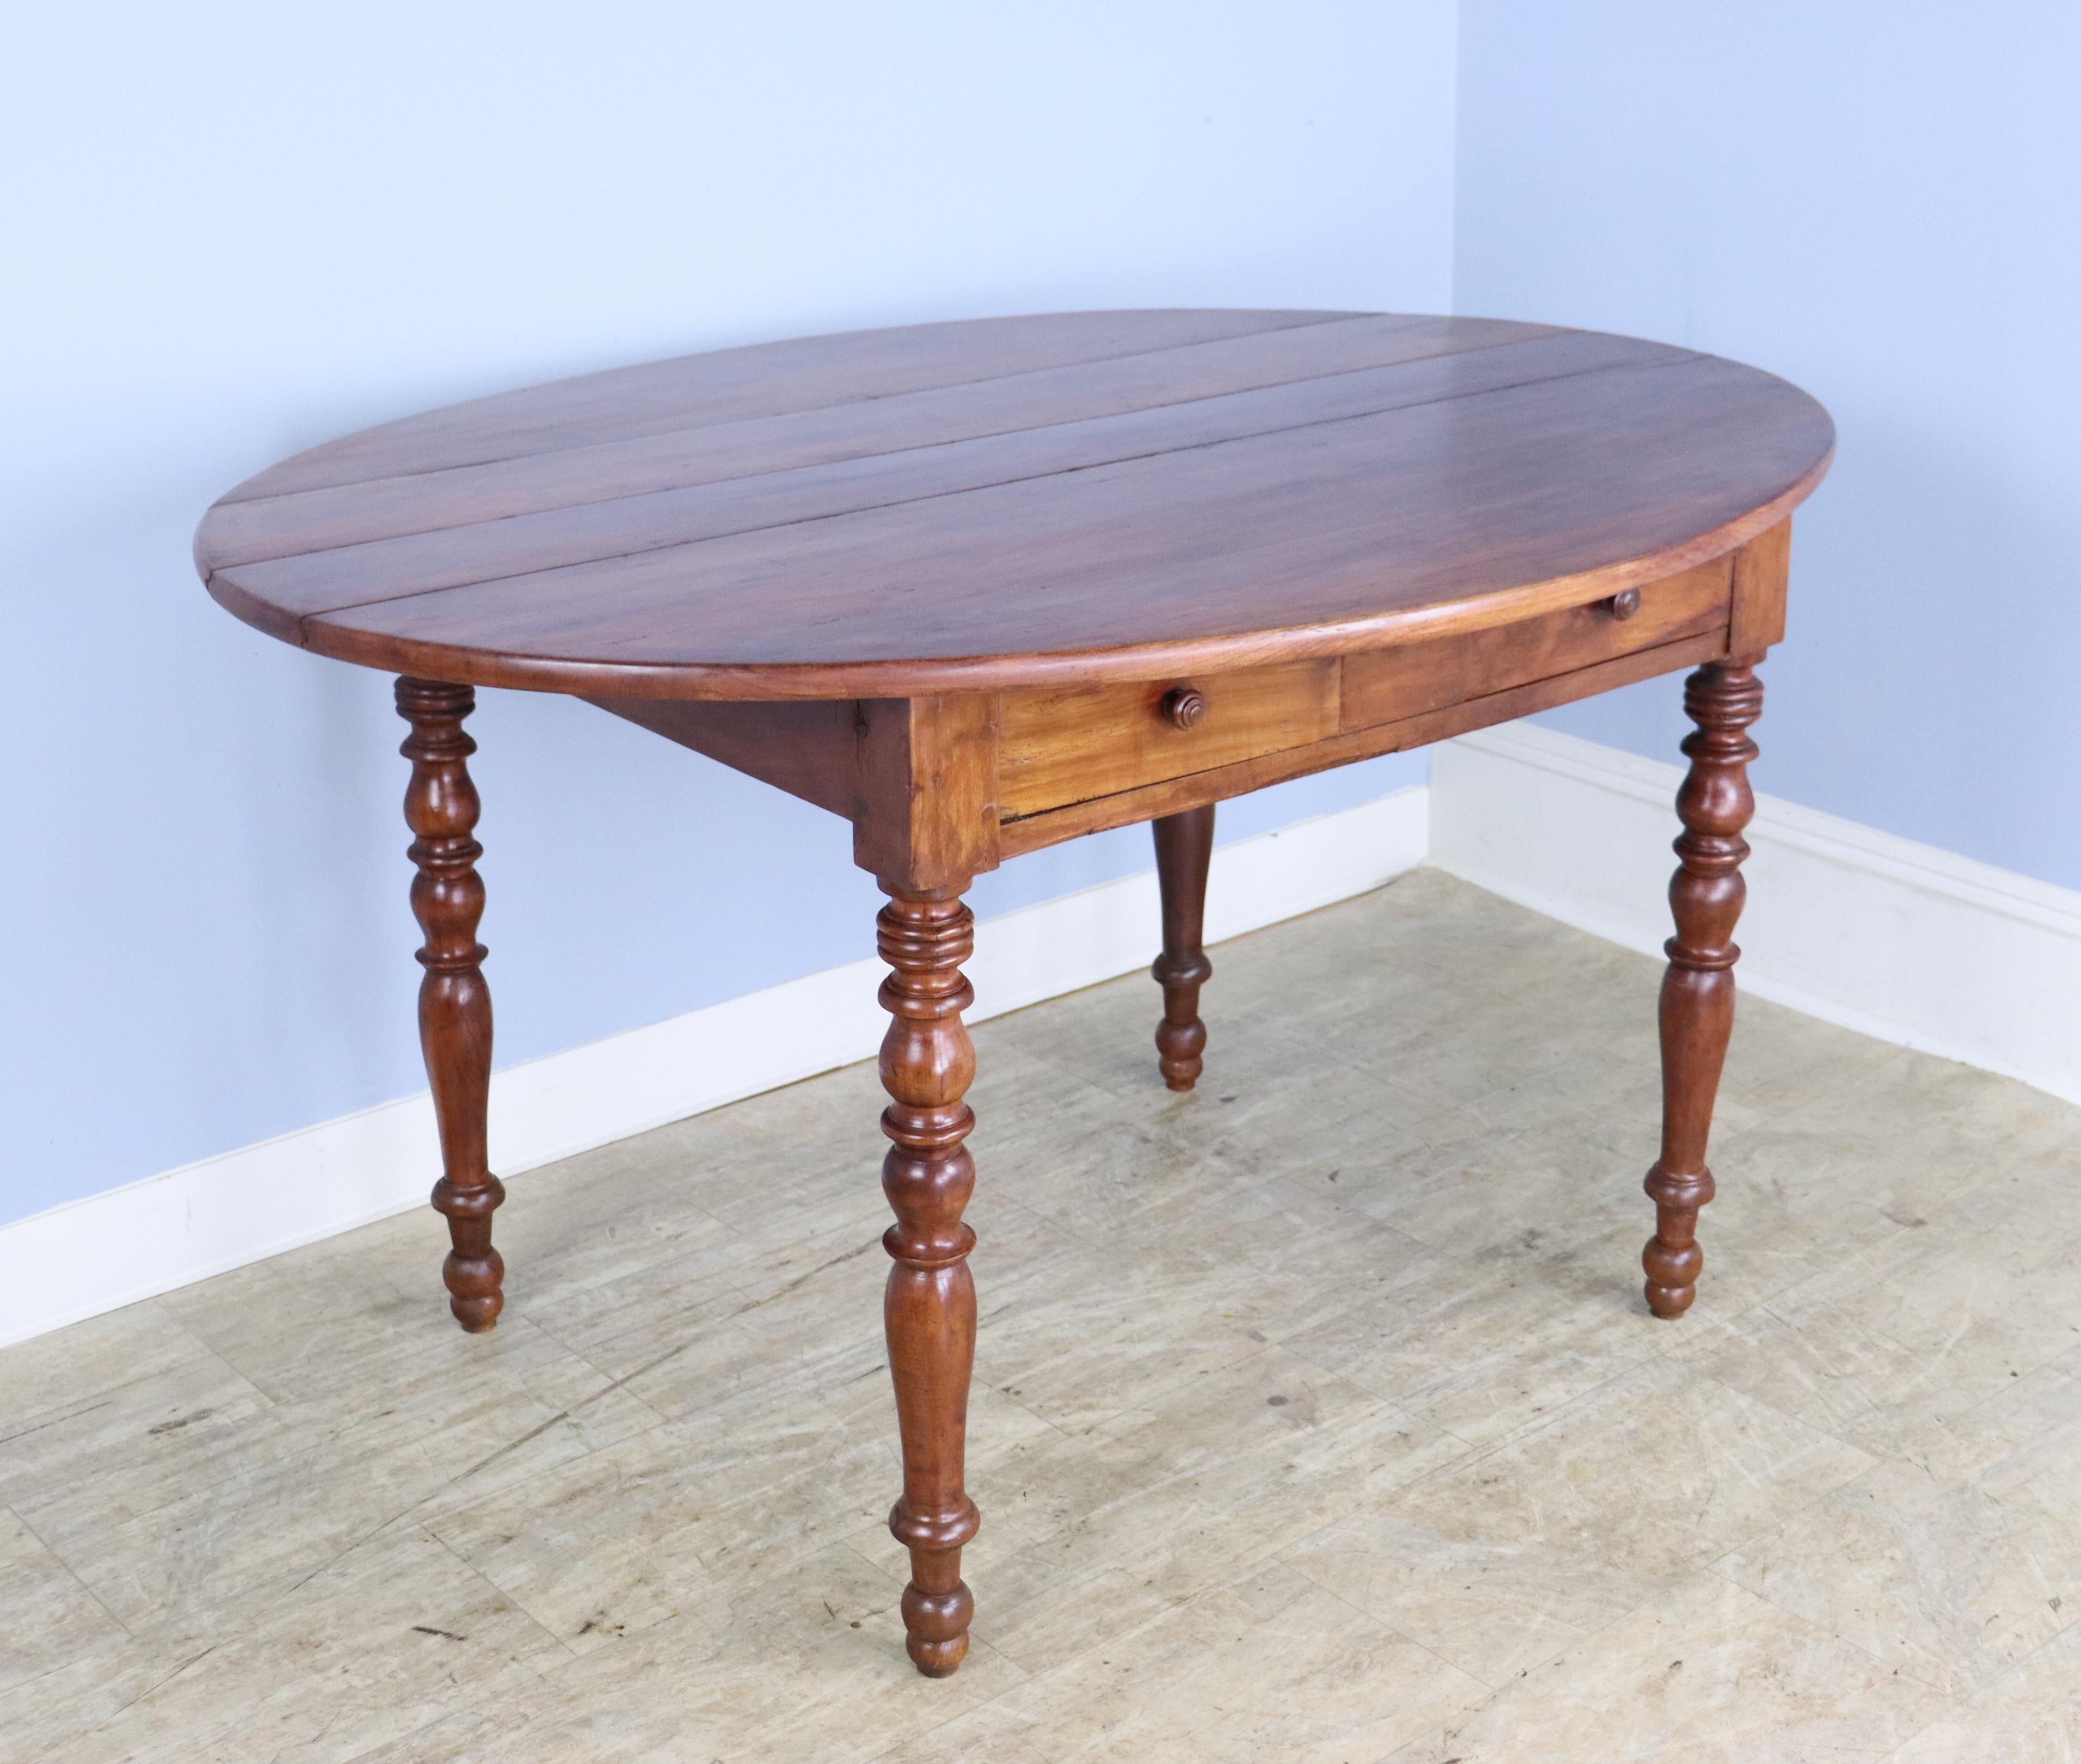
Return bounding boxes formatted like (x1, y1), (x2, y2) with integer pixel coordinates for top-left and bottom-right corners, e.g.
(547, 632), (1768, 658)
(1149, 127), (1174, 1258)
(1341, 555), (1733, 733)
(999, 658), (1339, 818)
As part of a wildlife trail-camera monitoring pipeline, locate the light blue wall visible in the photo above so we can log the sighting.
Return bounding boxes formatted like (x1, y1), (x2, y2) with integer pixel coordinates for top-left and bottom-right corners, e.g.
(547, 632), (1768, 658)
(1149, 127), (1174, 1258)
(0, 2), (1454, 1224)
(1456, 3), (2081, 888)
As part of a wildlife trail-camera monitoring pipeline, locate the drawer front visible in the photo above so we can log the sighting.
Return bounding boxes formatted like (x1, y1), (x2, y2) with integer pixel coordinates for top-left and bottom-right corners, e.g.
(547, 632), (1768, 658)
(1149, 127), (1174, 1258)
(999, 658), (1339, 818)
(1341, 555), (1733, 733)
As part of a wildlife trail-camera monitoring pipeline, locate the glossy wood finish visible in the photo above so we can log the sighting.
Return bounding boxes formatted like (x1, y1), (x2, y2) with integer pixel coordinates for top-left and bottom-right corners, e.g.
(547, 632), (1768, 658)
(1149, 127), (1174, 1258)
(1729, 513), (1794, 656)
(198, 311), (1834, 1680)
(1643, 661), (1764, 1319)
(1000, 660), (1336, 818)
(1338, 554), (1731, 732)
(196, 312), (1831, 699)
(396, 678), (504, 1332)
(875, 890), (982, 1676)
(1152, 805), (1217, 1091)
(996, 618), (1738, 856)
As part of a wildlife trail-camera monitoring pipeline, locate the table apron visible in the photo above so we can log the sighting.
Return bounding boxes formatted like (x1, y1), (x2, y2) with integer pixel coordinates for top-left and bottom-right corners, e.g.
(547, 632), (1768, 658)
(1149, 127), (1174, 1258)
(586, 527), (1787, 883)
(998, 549), (1736, 852)
(996, 624), (1731, 854)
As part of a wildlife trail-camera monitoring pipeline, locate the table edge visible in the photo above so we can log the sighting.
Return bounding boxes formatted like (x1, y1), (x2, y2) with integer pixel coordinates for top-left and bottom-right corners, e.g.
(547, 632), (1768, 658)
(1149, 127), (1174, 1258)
(203, 446), (1830, 700)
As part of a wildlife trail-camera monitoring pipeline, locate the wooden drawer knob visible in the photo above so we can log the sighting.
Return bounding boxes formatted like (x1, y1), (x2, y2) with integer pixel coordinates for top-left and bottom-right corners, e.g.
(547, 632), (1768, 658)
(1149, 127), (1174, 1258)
(1160, 686), (1208, 730)
(1607, 588), (1641, 621)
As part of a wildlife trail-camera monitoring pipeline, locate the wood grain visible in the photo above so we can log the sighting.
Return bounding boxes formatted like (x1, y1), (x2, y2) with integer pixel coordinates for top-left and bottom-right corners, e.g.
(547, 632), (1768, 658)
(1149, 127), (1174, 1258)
(998, 628), (1733, 855)
(586, 691), (1001, 890)
(218, 310), (1340, 502)
(396, 678), (504, 1333)
(201, 316), (1564, 575)
(1340, 555), (1731, 730)
(586, 574), (1735, 866)
(999, 660), (1336, 816)
(854, 697), (1001, 893)
(282, 358), (1825, 694)
(1729, 518), (1794, 656)
(193, 311), (1833, 1681)
(587, 696), (861, 818)
(1152, 806), (1216, 1091)
(876, 889), (983, 1676)
(195, 312), (1833, 699)
(1643, 661), (1763, 1319)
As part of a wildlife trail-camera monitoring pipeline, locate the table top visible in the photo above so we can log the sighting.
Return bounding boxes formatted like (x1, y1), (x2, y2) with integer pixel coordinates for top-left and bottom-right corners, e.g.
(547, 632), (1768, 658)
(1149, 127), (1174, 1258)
(196, 310), (1833, 700)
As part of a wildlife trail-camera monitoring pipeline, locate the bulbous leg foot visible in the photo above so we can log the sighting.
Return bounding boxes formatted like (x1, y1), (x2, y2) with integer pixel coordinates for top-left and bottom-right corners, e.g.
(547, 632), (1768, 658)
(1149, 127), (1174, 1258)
(1643, 661), (1761, 1319)
(1151, 803), (1215, 1092)
(397, 677), (505, 1333)
(876, 890), (982, 1675)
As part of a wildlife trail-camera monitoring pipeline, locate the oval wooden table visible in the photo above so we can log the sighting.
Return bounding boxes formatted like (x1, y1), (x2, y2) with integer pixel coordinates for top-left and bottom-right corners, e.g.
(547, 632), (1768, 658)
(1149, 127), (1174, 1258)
(196, 309), (1834, 1677)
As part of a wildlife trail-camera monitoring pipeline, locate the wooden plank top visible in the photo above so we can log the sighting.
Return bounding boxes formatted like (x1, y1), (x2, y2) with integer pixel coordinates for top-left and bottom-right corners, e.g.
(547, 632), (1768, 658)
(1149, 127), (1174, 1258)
(196, 310), (1833, 699)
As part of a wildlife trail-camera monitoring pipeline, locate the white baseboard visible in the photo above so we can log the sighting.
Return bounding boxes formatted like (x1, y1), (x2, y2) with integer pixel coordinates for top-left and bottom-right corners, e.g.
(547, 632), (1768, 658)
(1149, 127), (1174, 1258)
(1432, 723), (2081, 1107)
(0, 786), (1429, 1348)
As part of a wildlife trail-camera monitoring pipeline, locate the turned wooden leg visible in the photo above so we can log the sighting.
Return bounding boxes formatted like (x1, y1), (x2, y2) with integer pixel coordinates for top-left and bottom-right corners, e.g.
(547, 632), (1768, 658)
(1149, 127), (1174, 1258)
(876, 889), (982, 1677)
(1643, 660), (1763, 1319)
(397, 677), (505, 1333)
(1150, 803), (1215, 1091)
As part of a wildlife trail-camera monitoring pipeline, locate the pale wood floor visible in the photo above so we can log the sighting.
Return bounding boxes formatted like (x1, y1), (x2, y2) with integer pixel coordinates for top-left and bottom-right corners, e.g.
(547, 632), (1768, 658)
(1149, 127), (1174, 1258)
(5, 870), (2081, 1761)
